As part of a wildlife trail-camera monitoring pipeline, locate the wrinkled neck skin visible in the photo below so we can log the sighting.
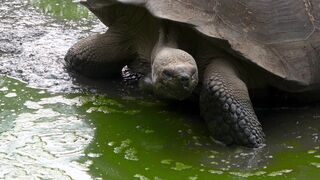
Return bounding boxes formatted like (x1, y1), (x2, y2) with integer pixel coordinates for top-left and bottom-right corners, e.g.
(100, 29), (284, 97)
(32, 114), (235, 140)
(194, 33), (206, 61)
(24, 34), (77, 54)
(151, 24), (178, 73)
(151, 21), (179, 61)
(88, 3), (159, 62)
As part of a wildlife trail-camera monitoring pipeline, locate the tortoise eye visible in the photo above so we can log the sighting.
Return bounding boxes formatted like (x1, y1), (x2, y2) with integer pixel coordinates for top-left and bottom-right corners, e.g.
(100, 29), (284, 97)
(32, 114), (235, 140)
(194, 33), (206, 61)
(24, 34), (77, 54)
(162, 69), (175, 77)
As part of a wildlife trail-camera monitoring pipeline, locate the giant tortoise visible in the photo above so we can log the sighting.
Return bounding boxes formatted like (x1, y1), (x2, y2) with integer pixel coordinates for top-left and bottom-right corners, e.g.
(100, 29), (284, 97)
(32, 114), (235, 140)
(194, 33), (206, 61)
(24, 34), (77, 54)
(65, 0), (320, 148)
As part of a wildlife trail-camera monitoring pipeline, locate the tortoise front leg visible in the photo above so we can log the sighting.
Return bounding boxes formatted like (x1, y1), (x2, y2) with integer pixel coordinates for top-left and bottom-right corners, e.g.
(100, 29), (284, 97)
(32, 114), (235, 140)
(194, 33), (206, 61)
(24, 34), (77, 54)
(200, 59), (265, 148)
(65, 30), (135, 78)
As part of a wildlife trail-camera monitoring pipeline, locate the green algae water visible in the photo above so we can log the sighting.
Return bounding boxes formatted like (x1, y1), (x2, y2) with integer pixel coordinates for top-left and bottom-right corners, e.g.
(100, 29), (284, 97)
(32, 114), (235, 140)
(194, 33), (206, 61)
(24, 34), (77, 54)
(0, 0), (319, 179)
(1, 76), (319, 179)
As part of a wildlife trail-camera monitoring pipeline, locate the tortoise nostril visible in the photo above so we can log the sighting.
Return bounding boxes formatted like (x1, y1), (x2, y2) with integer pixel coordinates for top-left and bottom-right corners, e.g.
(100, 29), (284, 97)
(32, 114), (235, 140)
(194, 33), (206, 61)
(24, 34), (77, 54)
(180, 75), (189, 82)
(179, 75), (190, 87)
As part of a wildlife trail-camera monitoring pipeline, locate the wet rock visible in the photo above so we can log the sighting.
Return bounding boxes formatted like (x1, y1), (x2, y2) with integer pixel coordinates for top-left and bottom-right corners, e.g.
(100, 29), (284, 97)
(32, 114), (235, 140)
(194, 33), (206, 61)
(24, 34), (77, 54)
(0, 0), (104, 93)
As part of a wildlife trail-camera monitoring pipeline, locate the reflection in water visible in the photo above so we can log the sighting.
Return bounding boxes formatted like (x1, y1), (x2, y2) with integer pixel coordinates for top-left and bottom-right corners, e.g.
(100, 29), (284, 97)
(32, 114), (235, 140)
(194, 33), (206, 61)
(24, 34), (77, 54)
(0, 77), (93, 179)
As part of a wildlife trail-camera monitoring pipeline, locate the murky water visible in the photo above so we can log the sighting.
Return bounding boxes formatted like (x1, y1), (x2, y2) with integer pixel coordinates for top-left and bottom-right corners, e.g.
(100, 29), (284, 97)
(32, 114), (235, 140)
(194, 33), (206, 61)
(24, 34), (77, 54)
(0, 0), (319, 179)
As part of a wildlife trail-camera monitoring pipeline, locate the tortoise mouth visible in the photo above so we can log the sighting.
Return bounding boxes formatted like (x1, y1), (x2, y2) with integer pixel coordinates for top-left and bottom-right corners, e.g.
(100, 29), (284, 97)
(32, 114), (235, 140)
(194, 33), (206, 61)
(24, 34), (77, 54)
(153, 74), (198, 100)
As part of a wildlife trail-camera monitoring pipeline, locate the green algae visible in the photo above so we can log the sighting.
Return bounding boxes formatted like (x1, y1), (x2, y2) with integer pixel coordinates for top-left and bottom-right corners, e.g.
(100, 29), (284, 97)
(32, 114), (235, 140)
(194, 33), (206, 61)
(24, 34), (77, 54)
(1, 76), (320, 179)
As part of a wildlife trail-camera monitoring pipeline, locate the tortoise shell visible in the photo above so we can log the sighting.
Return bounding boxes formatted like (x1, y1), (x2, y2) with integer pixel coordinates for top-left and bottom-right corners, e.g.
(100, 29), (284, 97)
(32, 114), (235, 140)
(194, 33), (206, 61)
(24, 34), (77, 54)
(84, 0), (320, 88)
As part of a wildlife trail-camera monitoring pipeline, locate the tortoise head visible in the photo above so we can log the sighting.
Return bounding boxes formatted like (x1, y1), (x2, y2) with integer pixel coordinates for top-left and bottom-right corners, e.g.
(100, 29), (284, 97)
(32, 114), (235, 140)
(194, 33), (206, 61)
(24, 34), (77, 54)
(152, 48), (198, 100)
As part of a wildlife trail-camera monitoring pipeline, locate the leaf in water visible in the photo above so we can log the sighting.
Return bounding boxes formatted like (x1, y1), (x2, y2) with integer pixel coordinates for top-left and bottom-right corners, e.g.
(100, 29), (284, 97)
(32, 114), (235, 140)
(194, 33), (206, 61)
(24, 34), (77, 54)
(311, 162), (320, 168)
(107, 141), (115, 147)
(134, 174), (150, 180)
(5, 93), (17, 98)
(124, 148), (139, 161)
(229, 171), (266, 178)
(308, 150), (317, 154)
(208, 170), (223, 175)
(92, 96), (124, 108)
(267, 169), (293, 177)
(161, 159), (173, 165)
(124, 110), (140, 115)
(144, 129), (155, 134)
(113, 139), (132, 154)
(188, 176), (198, 180)
(0, 87), (8, 91)
(171, 162), (192, 171)
(87, 153), (101, 158)
(24, 100), (43, 110)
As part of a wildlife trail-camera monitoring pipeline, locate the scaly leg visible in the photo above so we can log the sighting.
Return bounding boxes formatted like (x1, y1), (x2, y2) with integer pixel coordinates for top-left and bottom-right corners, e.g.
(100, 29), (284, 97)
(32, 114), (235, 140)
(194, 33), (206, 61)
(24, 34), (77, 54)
(65, 30), (135, 78)
(200, 59), (265, 148)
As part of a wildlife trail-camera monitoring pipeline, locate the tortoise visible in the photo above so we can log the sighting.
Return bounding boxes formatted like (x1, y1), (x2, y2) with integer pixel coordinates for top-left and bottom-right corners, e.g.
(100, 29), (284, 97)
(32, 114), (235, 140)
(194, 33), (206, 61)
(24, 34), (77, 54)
(65, 0), (320, 148)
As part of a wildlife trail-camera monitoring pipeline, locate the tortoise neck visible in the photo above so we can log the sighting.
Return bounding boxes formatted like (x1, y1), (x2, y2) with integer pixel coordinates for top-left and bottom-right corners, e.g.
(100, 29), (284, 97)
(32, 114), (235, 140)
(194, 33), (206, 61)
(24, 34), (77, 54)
(158, 21), (180, 48)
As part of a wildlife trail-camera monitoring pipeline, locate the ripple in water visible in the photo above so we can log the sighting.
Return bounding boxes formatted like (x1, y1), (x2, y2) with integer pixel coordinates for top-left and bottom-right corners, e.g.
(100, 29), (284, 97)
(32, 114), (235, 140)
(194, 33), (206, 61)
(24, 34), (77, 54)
(0, 79), (94, 179)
